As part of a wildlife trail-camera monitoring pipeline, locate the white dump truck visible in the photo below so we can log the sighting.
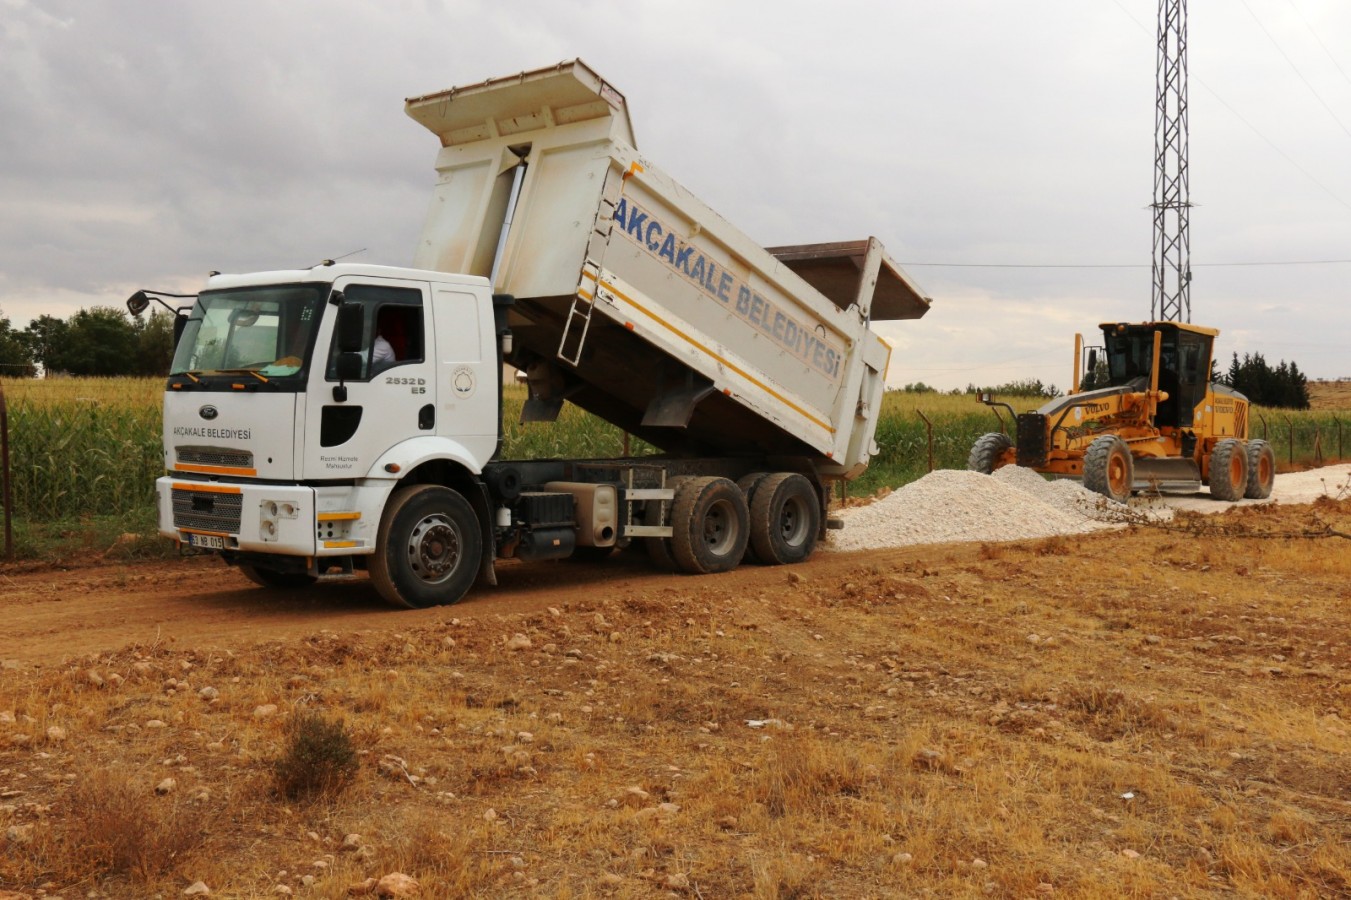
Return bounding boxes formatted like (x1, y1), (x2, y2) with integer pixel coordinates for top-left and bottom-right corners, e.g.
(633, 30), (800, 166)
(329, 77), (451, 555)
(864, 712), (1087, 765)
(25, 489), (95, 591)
(130, 60), (931, 608)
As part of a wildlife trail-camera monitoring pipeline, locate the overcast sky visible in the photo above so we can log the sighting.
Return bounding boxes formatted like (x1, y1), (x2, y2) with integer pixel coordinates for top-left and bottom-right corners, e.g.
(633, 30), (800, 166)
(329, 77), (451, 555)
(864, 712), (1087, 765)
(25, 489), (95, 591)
(3, 0), (1348, 389)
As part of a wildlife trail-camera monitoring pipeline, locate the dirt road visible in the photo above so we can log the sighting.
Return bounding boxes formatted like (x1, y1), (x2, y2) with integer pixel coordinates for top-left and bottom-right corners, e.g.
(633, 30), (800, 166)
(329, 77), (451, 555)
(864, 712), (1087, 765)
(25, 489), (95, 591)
(1, 546), (919, 668)
(5, 465), (1346, 668)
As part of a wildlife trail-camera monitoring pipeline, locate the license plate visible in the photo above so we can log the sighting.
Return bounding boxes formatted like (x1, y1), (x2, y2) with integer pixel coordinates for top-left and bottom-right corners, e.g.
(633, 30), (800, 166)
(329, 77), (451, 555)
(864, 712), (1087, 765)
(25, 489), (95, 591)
(187, 533), (226, 550)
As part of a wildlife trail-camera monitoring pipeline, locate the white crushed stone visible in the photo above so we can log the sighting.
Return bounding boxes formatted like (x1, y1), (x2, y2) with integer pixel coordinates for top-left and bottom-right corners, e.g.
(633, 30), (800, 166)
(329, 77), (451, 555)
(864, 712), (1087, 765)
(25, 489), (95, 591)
(826, 463), (1351, 552)
(1158, 462), (1351, 512)
(827, 468), (1119, 552)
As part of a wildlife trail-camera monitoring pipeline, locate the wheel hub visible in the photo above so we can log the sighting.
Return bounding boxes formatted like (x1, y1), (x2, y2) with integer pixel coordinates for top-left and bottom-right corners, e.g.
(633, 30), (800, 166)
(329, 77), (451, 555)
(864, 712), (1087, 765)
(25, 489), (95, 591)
(779, 497), (809, 545)
(703, 502), (736, 554)
(408, 516), (459, 581)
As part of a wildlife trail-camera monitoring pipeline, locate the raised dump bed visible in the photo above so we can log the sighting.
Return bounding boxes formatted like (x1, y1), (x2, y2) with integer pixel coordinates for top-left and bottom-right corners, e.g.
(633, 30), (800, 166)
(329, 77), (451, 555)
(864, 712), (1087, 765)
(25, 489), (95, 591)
(406, 60), (930, 478)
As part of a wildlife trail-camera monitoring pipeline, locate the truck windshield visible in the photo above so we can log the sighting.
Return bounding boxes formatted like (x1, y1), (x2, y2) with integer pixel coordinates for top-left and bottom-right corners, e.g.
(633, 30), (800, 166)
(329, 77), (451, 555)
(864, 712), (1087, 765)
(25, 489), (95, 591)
(170, 284), (327, 378)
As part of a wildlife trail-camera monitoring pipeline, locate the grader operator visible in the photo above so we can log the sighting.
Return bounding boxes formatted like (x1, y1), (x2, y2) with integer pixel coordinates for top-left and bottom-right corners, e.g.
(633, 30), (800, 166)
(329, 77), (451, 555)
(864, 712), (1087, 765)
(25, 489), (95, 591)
(968, 321), (1275, 504)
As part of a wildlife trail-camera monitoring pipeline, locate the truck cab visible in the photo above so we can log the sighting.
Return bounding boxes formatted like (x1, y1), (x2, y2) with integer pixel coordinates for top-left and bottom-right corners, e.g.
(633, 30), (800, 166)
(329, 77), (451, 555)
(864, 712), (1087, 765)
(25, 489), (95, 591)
(158, 265), (500, 576)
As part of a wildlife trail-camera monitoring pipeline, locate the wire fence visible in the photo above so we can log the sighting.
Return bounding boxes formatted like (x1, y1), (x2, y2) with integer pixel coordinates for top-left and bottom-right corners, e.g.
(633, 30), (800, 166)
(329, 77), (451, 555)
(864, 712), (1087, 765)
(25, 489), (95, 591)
(1253, 413), (1347, 468)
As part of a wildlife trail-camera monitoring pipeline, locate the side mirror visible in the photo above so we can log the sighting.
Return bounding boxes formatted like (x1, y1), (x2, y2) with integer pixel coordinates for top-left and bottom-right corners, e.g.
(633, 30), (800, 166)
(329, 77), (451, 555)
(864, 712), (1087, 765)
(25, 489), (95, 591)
(172, 314), (188, 347)
(127, 291), (151, 316)
(336, 303), (365, 354)
(1086, 349), (1098, 373)
(336, 351), (363, 382)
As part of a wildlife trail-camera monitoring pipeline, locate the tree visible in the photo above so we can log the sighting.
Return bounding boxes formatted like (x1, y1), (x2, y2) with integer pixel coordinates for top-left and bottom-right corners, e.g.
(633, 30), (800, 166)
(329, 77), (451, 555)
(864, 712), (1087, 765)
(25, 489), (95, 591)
(133, 310), (177, 376)
(22, 314), (71, 375)
(0, 310), (36, 377)
(57, 307), (140, 376)
(1079, 355), (1110, 391)
(1224, 351), (1310, 410)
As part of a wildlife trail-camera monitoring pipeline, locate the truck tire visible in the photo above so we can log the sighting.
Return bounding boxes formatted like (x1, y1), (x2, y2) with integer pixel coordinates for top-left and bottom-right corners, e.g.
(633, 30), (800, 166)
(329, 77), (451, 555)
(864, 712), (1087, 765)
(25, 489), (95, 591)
(369, 484), (481, 609)
(1083, 435), (1134, 503)
(238, 563), (317, 590)
(670, 476), (749, 575)
(736, 472), (771, 563)
(967, 433), (1013, 474)
(1208, 439), (1249, 502)
(749, 473), (820, 566)
(644, 476), (690, 572)
(1244, 439), (1275, 500)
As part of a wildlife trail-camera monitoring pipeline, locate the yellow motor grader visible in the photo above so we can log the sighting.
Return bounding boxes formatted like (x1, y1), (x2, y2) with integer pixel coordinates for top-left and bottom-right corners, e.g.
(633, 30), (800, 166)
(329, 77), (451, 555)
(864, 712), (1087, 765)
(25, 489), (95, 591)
(969, 321), (1274, 503)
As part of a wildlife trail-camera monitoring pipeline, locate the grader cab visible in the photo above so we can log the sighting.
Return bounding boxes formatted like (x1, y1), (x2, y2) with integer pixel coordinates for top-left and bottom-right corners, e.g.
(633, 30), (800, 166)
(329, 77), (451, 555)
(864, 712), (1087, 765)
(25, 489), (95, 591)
(969, 322), (1275, 503)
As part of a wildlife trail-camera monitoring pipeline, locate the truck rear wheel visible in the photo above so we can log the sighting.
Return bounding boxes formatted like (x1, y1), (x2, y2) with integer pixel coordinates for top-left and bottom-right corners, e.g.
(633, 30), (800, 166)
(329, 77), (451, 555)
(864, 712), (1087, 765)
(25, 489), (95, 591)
(1244, 439), (1275, 500)
(369, 484), (481, 608)
(1208, 439), (1249, 502)
(749, 473), (820, 566)
(238, 563), (317, 590)
(1083, 435), (1134, 503)
(968, 433), (1013, 474)
(671, 476), (749, 575)
(736, 473), (771, 563)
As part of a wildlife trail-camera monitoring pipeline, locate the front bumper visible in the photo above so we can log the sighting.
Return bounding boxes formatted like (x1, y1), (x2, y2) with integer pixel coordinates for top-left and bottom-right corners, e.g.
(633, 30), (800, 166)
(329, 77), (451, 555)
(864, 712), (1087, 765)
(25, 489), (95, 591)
(158, 477), (381, 557)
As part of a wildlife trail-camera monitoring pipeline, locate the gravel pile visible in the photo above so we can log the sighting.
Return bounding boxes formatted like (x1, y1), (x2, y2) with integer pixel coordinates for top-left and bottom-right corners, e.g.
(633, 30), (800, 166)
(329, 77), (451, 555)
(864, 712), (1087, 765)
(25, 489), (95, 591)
(827, 468), (1120, 552)
(825, 462), (1351, 553)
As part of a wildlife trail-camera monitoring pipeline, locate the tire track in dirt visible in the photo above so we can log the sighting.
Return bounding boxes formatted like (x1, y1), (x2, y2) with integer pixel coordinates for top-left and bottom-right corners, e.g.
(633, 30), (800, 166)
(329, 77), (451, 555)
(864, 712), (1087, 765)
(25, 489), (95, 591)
(0, 547), (930, 667)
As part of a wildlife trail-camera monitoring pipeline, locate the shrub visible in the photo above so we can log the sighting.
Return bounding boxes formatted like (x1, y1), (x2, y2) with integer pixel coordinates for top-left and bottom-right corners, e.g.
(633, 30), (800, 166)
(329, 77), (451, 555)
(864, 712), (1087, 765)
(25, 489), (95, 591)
(55, 767), (206, 880)
(273, 712), (360, 800)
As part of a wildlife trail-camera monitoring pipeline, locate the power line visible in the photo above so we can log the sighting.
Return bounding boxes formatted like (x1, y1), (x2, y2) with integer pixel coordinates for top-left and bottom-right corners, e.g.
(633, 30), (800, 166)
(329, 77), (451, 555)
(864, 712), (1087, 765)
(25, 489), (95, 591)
(1238, 0), (1351, 146)
(1285, 0), (1351, 90)
(898, 258), (1351, 269)
(1110, 0), (1351, 215)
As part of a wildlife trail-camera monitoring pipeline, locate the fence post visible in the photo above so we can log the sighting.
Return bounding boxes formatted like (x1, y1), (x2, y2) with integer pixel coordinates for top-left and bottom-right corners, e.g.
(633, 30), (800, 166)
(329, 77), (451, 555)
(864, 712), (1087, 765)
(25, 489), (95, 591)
(1284, 416), (1294, 466)
(1337, 416), (1343, 461)
(1257, 412), (1268, 441)
(915, 408), (935, 473)
(1313, 422), (1324, 466)
(1, 378), (11, 560)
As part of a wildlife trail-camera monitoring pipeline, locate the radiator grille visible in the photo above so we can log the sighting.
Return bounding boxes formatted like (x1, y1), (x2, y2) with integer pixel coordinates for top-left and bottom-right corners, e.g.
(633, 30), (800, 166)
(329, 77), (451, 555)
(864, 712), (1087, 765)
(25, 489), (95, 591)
(177, 446), (255, 468)
(171, 488), (243, 534)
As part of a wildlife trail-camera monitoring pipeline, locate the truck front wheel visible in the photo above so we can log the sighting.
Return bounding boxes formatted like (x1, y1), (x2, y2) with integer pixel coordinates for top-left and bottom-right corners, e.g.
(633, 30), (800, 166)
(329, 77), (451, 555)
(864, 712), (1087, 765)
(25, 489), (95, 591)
(370, 484), (482, 608)
(671, 476), (749, 575)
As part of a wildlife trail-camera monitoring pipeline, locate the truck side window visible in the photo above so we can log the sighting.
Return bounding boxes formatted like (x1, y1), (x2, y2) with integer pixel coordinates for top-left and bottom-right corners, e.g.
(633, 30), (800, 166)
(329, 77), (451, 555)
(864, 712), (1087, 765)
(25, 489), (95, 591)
(325, 285), (425, 381)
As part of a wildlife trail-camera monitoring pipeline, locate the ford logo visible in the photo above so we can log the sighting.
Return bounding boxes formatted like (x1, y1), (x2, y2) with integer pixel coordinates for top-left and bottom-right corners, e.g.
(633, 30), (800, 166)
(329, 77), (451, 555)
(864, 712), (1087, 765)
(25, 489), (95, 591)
(199, 405), (219, 421)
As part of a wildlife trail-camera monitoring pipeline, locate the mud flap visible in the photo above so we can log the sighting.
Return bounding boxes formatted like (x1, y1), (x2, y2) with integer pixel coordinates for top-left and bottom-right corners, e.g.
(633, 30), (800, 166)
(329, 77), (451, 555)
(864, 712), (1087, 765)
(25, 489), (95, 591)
(469, 480), (498, 587)
(642, 365), (715, 428)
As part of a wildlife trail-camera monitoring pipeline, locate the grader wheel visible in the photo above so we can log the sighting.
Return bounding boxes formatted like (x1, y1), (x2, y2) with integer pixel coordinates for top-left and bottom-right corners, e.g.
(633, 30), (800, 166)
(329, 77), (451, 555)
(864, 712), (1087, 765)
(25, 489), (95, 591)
(1083, 435), (1134, 503)
(1208, 439), (1249, 502)
(1245, 439), (1275, 500)
(967, 433), (1013, 474)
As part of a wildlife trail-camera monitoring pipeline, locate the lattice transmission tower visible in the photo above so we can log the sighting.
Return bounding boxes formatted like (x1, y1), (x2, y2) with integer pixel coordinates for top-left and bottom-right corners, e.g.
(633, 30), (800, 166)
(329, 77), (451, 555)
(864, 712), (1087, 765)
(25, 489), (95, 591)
(1151, 0), (1191, 323)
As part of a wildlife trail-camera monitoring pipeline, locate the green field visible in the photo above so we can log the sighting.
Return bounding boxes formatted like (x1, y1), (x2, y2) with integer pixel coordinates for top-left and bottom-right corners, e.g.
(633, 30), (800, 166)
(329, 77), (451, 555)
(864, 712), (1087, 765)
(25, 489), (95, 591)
(1, 376), (1346, 557)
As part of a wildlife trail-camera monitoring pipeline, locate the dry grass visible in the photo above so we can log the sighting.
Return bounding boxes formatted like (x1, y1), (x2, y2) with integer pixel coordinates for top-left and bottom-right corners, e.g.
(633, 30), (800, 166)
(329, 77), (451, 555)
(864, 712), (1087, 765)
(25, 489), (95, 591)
(2, 498), (1351, 897)
(1308, 380), (1351, 411)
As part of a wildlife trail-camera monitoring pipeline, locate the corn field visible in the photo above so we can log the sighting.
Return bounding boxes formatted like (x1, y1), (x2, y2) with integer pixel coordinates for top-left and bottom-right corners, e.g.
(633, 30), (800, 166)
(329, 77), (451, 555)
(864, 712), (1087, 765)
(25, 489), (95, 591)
(2, 377), (1347, 524)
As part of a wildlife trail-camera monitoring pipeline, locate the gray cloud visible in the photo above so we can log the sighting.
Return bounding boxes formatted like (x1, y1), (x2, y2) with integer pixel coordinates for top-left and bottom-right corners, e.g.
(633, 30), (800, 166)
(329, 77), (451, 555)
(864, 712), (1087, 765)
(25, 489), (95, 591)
(1, 0), (1348, 386)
